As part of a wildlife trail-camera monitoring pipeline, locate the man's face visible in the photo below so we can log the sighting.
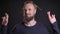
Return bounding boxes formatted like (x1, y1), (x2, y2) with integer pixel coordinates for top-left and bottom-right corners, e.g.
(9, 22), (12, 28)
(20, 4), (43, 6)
(23, 3), (36, 22)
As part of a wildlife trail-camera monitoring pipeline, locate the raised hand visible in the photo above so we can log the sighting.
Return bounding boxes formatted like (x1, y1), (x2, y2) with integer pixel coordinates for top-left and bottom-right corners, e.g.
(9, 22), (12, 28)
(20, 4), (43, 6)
(2, 13), (9, 26)
(47, 11), (56, 24)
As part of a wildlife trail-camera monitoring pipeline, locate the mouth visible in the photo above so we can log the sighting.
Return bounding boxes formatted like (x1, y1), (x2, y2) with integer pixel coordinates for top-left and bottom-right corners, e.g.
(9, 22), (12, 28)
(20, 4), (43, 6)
(24, 13), (31, 18)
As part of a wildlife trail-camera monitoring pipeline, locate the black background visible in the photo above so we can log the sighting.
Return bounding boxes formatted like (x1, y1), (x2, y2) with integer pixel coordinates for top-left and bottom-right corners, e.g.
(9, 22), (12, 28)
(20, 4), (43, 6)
(0, 0), (60, 34)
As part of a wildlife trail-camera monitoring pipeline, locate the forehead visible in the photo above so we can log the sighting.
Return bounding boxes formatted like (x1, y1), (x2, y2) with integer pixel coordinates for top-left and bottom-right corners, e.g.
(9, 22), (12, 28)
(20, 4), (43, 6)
(24, 3), (35, 9)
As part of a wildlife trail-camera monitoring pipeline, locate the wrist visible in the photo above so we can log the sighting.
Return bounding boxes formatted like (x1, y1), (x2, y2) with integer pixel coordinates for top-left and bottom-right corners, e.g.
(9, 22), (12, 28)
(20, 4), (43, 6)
(50, 19), (56, 24)
(2, 22), (8, 26)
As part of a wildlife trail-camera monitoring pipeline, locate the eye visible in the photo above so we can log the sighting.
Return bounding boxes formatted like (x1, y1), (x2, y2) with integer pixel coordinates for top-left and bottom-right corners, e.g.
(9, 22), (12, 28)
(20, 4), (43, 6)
(29, 9), (31, 11)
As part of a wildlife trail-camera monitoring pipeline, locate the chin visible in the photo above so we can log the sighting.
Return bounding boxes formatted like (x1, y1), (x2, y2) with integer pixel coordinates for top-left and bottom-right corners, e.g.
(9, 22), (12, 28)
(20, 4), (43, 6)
(24, 16), (34, 22)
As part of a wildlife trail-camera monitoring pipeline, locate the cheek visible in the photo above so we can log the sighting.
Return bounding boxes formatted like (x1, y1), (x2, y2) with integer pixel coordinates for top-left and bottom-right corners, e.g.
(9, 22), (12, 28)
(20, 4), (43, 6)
(31, 11), (35, 16)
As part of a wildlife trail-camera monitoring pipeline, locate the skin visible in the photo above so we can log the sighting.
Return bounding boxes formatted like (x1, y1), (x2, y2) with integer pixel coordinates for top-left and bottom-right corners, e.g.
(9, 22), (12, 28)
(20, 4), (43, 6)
(2, 13), (9, 26)
(47, 11), (56, 24)
(2, 3), (56, 26)
(23, 3), (36, 18)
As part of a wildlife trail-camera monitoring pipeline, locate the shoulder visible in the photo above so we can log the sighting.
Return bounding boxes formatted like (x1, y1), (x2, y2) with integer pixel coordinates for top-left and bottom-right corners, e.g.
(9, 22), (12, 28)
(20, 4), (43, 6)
(11, 22), (24, 31)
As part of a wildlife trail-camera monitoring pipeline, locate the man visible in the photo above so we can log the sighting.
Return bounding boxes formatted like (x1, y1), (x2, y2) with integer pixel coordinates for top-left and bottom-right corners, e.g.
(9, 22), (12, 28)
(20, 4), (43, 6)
(1, 1), (60, 34)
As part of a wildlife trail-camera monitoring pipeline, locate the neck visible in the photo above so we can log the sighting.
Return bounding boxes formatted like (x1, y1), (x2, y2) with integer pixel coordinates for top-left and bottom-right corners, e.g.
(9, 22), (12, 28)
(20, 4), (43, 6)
(24, 18), (37, 27)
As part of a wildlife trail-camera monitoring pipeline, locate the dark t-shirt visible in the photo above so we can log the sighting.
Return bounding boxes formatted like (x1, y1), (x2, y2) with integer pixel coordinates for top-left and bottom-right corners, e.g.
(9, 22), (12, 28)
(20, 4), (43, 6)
(11, 21), (50, 34)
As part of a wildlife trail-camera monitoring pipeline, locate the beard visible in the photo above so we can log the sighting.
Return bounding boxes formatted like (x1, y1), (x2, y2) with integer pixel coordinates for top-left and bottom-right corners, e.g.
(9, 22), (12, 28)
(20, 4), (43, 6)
(23, 15), (34, 22)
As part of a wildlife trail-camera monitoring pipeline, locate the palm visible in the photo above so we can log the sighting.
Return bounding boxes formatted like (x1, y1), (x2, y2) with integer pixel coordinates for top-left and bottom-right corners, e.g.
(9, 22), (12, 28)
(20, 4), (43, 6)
(2, 13), (9, 26)
(47, 11), (56, 24)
